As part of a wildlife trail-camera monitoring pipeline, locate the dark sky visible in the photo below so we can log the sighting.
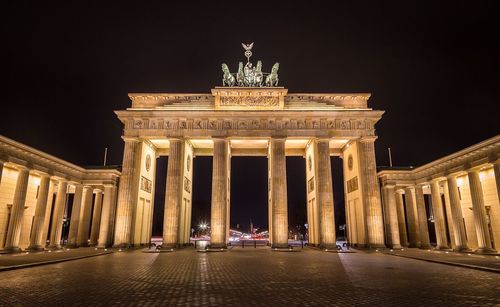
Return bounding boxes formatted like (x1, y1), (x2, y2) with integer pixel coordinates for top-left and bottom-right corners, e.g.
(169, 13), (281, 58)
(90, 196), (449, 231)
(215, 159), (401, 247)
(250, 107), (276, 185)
(2, 2), (499, 233)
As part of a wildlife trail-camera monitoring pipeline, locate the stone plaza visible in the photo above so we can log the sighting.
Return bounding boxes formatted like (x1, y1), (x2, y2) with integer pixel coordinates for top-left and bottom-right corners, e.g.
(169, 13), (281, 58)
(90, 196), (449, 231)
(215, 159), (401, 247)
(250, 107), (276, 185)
(0, 248), (499, 305)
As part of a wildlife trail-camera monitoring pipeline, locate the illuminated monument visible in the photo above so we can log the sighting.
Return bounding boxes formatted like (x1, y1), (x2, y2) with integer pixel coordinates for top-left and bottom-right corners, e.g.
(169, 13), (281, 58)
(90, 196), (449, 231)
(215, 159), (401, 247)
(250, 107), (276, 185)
(0, 44), (497, 253)
(112, 43), (386, 249)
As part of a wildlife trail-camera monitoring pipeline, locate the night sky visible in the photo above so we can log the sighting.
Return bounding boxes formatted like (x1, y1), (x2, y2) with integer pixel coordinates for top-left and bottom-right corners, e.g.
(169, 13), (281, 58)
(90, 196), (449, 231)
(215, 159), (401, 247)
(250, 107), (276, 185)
(2, 2), (499, 234)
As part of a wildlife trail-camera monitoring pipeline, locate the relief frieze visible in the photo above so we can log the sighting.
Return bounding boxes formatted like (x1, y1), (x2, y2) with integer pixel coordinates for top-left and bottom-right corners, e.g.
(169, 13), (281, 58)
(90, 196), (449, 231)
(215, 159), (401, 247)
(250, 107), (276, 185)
(131, 118), (374, 131)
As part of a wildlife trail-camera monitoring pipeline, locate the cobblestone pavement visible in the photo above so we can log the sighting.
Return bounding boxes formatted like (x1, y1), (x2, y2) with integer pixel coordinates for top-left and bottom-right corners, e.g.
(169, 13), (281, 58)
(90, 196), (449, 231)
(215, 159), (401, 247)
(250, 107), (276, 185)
(381, 248), (500, 272)
(0, 247), (112, 269)
(0, 248), (498, 306)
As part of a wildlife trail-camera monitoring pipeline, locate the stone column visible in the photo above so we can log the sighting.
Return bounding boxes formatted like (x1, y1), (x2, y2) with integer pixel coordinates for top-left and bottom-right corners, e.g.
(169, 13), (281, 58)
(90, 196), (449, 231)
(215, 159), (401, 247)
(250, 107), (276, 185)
(467, 169), (496, 253)
(77, 186), (93, 247)
(446, 174), (469, 251)
(48, 179), (68, 249)
(316, 139), (336, 248)
(113, 138), (140, 247)
(98, 185), (116, 248)
(0, 160), (4, 185)
(89, 189), (103, 246)
(404, 187), (420, 247)
(3, 166), (30, 252)
(382, 185), (401, 248)
(430, 180), (450, 249)
(210, 138), (230, 249)
(415, 185), (431, 249)
(395, 191), (408, 247)
(270, 138), (289, 248)
(493, 161), (500, 206)
(28, 174), (52, 250)
(66, 184), (83, 247)
(358, 137), (385, 247)
(163, 139), (183, 248)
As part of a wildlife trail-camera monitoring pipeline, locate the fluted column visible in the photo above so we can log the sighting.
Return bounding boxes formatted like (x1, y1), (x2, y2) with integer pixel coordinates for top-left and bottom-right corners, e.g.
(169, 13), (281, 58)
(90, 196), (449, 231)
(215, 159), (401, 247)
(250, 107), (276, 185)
(98, 185), (116, 248)
(395, 191), (408, 247)
(210, 138), (230, 248)
(446, 174), (469, 251)
(163, 139), (183, 248)
(48, 179), (68, 249)
(493, 161), (500, 206)
(113, 138), (140, 247)
(89, 189), (103, 246)
(77, 186), (93, 247)
(316, 139), (336, 248)
(467, 169), (496, 253)
(270, 138), (288, 248)
(358, 137), (385, 247)
(415, 185), (431, 249)
(0, 160), (4, 185)
(28, 174), (52, 250)
(404, 187), (420, 247)
(67, 184), (83, 247)
(382, 185), (401, 248)
(3, 166), (30, 252)
(430, 180), (450, 249)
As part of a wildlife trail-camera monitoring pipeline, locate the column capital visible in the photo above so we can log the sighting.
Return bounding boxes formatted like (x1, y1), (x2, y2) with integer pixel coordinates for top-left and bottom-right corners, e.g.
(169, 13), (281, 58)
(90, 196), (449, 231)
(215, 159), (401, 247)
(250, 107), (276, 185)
(430, 177), (444, 184)
(465, 165), (482, 173)
(270, 136), (287, 142)
(211, 137), (228, 142)
(403, 185), (415, 191)
(315, 137), (331, 144)
(30, 170), (51, 179)
(93, 186), (104, 193)
(359, 136), (378, 143)
(121, 136), (140, 143)
(14, 164), (31, 172)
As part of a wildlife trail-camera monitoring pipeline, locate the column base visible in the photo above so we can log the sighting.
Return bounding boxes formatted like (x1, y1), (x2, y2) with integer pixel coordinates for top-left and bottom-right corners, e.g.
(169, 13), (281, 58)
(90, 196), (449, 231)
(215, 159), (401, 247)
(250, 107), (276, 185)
(454, 246), (472, 253)
(209, 243), (227, 249)
(435, 244), (451, 250)
(112, 243), (131, 249)
(1, 247), (22, 254)
(27, 245), (46, 251)
(271, 243), (289, 249)
(368, 243), (386, 249)
(320, 244), (338, 250)
(47, 245), (62, 250)
(419, 244), (432, 249)
(474, 247), (498, 255)
(65, 244), (79, 248)
(159, 244), (178, 250)
(390, 244), (402, 249)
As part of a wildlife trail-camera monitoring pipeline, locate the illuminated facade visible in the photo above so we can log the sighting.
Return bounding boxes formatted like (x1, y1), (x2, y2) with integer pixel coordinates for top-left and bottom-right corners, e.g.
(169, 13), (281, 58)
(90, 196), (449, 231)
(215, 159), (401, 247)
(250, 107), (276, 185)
(0, 136), (119, 252)
(113, 87), (386, 249)
(378, 135), (500, 253)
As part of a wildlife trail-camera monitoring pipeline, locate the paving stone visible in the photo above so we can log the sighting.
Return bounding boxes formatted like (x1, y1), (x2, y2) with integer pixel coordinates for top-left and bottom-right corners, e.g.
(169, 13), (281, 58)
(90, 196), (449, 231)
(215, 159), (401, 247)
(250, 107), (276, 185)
(0, 248), (498, 306)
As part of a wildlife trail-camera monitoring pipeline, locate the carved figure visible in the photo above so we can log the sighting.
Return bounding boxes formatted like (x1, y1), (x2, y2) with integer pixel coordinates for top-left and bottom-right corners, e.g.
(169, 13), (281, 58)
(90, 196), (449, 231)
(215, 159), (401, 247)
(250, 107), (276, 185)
(255, 60), (263, 87)
(265, 63), (279, 87)
(244, 62), (255, 86)
(237, 62), (245, 86)
(221, 63), (235, 86)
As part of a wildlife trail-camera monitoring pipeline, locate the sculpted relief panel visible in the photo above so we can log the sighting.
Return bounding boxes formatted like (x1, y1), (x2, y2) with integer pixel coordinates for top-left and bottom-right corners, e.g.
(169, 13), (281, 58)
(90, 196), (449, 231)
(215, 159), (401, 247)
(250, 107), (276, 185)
(130, 118), (374, 131)
(219, 96), (280, 107)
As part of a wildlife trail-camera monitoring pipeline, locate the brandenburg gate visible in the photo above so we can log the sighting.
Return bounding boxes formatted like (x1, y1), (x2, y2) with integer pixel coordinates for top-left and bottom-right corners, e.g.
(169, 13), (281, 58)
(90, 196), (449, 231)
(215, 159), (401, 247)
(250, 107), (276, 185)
(112, 45), (386, 249)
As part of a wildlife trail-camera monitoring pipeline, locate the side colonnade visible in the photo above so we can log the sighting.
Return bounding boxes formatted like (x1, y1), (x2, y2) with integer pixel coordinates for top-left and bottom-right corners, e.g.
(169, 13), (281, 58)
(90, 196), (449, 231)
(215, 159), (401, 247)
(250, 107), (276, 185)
(378, 135), (500, 254)
(0, 136), (120, 252)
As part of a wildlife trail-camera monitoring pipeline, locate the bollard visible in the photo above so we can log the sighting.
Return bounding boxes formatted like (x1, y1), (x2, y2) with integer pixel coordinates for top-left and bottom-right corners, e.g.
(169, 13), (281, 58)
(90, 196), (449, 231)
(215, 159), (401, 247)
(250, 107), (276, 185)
(242, 240), (245, 248)
(254, 240), (257, 248)
(301, 240), (304, 249)
(194, 240), (197, 249)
